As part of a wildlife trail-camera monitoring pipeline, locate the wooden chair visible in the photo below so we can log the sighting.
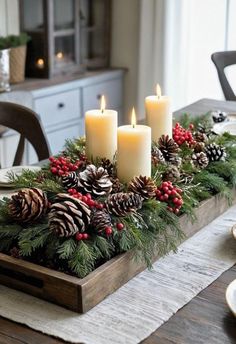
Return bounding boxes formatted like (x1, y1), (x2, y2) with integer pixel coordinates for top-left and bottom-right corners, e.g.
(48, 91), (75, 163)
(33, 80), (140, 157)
(0, 101), (50, 166)
(211, 51), (236, 101)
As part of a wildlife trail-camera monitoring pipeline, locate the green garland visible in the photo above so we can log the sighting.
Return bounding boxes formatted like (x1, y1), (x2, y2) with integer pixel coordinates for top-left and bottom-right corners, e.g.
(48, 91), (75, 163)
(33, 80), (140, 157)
(0, 113), (236, 278)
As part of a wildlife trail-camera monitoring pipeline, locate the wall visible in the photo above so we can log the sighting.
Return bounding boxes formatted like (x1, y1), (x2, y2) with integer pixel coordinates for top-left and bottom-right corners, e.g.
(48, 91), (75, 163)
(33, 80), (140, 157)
(0, 0), (19, 36)
(110, 0), (140, 122)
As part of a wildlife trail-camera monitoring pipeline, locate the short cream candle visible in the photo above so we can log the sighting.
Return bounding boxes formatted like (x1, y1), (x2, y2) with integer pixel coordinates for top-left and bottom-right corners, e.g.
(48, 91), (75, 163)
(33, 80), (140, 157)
(85, 96), (118, 161)
(145, 84), (172, 142)
(117, 108), (151, 183)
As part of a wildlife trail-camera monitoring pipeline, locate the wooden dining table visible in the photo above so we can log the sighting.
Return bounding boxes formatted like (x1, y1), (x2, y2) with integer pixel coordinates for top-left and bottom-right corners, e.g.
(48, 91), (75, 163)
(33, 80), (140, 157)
(0, 98), (236, 344)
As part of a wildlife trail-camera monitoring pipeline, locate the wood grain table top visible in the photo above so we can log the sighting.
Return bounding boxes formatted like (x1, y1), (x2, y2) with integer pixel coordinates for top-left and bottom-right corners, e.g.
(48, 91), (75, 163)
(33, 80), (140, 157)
(0, 98), (236, 344)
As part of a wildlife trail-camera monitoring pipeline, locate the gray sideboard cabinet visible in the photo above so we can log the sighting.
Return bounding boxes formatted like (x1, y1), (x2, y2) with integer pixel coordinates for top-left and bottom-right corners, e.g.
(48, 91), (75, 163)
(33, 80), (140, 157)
(0, 69), (124, 168)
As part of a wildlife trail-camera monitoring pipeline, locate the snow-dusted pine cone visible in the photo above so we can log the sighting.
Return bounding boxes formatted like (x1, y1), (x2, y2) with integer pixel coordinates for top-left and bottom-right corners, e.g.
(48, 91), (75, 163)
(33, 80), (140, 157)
(106, 192), (143, 216)
(90, 209), (112, 233)
(8, 188), (48, 223)
(205, 143), (227, 162)
(168, 155), (182, 168)
(194, 131), (208, 143)
(48, 194), (91, 237)
(192, 152), (209, 169)
(211, 110), (227, 123)
(61, 171), (79, 190)
(152, 145), (165, 165)
(163, 165), (180, 183)
(158, 135), (179, 161)
(78, 164), (112, 197)
(128, 175), (156, 200)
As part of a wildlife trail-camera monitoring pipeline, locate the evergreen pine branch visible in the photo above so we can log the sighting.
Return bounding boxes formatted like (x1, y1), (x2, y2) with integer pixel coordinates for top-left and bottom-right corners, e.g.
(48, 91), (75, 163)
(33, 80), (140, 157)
(18, 224), (50, 256)
(57, 238), (77, 259)
(0, 198), (11, 223)
(93, 235), (114, 259)
(68, 241), (96, 278)
(207, 160), (236, 186)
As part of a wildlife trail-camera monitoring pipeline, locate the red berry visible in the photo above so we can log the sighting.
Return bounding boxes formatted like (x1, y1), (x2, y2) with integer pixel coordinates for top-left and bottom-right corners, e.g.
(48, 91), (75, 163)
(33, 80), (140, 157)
(86, 193), (92, 200)
(116, 223), (124, 231)
(162, 182), (169, 188)
(83, 233), (89, 240)
(171, 190), (177, 196)
(163, 186), (169, 193)
(51, 167), (57, 174)
(58, 169), (64, 176)
(189, 123), (194, 130)
(87, 199), (95, 207)
(173, 197), (179, 204)
(82, 196), (88, 203)
(163, 194), (169, 200)
(97, 203), (104, 210)
(105, 227), (113, 235)
(175, 208), (180, 214)
(75, 232), (83, 241)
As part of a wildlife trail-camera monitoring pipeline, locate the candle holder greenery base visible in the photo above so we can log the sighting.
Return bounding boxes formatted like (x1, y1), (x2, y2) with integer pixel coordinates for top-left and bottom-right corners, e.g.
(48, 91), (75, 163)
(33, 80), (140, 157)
(0, 113), (236, 312)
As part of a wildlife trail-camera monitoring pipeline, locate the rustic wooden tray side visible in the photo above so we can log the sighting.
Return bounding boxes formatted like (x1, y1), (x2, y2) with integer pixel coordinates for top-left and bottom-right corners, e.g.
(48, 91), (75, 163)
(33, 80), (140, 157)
(0, 193), (235, 313)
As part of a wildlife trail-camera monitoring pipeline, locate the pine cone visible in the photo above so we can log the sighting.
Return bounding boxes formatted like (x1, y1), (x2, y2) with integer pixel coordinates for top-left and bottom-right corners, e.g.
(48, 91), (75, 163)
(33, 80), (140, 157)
(168, 155), (182, 168)
(106, 192), (143, 216)
(211, 110), (227, 123)
(205, 143), (227, 162)
(90, 209), (111, 233)
(158, 135), (179, 161)
(194, 131), (208, 143)
(180, 173), (193, 184)
(152, 145), (165, 165)
(8, 188), (48, 223)
(194, 141), (205, 153)
(128, 175), (156, 200)
(101, 158), (114, 176)
(111, 177), (123, 193)
(163, 165), (180, 183)
(61, 172), (79, 190)
(78, 164), (112, 197)
(48, 194), (91, 237)
(192, 152), (209, 169)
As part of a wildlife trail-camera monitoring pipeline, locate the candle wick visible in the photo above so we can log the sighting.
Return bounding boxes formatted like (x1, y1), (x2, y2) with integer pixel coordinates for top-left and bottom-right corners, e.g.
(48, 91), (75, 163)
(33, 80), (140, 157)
(101, 109), (104, 114)
(132, 124), (135, 129)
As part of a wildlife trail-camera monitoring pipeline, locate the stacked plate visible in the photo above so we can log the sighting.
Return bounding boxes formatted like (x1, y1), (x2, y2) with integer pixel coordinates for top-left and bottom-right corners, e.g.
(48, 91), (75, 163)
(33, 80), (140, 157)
(0, 166), (41, 188)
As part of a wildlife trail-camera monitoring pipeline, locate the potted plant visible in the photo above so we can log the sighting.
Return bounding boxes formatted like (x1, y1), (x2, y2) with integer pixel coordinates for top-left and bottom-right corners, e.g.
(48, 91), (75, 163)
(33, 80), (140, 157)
(0, 33), (30, 84)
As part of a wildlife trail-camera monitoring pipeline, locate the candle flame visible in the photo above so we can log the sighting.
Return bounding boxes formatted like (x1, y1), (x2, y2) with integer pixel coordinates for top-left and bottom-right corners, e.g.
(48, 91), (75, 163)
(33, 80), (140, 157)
(156, 84), (161, 98)
(131, 107), (136, 128)
(100, 95), (106, 114)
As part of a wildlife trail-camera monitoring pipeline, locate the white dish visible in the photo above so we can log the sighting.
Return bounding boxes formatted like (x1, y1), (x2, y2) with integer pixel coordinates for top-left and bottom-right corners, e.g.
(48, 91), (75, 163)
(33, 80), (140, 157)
(213, 122), (236, 135)
(226, 279), (236, 317)
(0, 166), (41, 186)
(232, 224), (236, 240)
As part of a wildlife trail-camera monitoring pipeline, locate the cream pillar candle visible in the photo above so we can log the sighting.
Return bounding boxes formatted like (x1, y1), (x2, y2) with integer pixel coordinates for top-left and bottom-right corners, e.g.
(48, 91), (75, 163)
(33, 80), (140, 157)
(85, 96), (118, 161)
(117, 108), (151, 183)
(145, 84), (172, 142)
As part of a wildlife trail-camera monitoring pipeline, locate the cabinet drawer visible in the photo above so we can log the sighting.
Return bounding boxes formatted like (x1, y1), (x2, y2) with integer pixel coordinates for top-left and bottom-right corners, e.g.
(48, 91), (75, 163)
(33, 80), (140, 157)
(34, 89), (81, 128)
(82, 78), (122, 112)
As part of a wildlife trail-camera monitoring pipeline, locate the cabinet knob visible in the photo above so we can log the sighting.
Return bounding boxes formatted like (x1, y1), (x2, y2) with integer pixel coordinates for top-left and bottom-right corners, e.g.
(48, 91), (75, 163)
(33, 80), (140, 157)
(58, 102), (65, 108)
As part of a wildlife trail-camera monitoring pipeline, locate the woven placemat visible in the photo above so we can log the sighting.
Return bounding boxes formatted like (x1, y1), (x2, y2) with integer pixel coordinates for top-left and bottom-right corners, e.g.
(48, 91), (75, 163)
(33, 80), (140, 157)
(0, 204), (236, 344)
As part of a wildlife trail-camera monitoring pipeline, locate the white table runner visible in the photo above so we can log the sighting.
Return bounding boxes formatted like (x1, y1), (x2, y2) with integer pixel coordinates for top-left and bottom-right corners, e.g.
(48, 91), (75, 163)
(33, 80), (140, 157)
(0, 201), (235, 344)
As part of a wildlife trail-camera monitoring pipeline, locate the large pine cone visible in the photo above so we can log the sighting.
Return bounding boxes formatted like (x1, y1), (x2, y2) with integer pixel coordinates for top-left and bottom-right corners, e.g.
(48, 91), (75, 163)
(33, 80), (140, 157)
(192, 152), (209, 169)
(106, 192), (143, 216)
(158, 135), (179, 161)
(205, 143), (227, 162)
(194, 131), (208, 143)
(8, 188), (48, 223)
(48, 194), (91, 237)
(78, 164), (112, 197)
(128, 175), (156, 200)
(61, 172), (79, 190)
(90, 209), (111, 233)
(163, 165), (180, 183)
(111, 177), (124, 193)
(194, 141), (205, 153)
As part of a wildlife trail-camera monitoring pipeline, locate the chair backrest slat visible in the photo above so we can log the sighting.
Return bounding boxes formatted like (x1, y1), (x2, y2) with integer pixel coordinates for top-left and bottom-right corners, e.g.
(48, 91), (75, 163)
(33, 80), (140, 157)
(0, 102), (50, 166)
(211, 51), (236, 101)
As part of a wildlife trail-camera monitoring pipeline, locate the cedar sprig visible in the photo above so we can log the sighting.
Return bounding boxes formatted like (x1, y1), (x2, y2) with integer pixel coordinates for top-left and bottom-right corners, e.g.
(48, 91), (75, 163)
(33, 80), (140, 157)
(68, 241), (96, 278)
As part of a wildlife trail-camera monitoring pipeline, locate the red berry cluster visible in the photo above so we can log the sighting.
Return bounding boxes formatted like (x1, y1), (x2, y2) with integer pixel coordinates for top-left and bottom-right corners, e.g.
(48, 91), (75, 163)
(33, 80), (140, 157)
(75, 232), (89, 241)
(68, 188), (104, 210)
(156, 181), (183, 214)
(49, 156), (82, 176)
(173, 123), (196, 147)
(104, 222), (125, 237)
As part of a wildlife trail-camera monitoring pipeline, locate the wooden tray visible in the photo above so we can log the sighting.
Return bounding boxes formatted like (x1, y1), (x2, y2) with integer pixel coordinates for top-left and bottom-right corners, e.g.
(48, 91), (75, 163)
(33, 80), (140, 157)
(0, 193), (235, 313)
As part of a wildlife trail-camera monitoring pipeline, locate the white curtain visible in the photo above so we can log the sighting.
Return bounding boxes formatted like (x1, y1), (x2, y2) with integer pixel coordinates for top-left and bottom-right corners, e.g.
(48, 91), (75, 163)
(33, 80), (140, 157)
(138, 0), (236, 114)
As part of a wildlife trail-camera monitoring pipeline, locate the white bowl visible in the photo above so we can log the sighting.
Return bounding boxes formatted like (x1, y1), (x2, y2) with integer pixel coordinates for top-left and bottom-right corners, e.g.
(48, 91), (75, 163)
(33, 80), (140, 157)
(213, 122), (236, 135)
(226, 279), (236, 317)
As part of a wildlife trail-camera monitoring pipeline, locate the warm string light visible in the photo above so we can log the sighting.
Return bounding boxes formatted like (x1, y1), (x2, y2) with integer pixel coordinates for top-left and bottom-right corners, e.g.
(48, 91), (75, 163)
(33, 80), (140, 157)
(36, 58), (45, 69)
(131, 107), (136, 128)
(56, 52), (64, 59)
(156, 84), (161, 99)
(100, 95), (106, 114)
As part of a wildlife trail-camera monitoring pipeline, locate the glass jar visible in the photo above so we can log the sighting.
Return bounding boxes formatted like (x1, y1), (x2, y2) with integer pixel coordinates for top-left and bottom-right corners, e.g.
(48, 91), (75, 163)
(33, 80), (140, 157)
(0, 49), (11, 92)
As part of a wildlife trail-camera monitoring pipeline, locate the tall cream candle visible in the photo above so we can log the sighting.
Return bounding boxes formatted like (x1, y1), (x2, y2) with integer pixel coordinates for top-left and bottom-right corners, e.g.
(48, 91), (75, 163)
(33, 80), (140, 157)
(85, 96), (118, 161)
(117, 108), (151, 183)
(145, 84), (172, 142)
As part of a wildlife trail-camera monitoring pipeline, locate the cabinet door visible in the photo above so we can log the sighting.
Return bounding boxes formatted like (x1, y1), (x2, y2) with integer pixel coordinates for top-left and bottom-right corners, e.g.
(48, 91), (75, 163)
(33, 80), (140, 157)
(28, 121), (84, 164)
